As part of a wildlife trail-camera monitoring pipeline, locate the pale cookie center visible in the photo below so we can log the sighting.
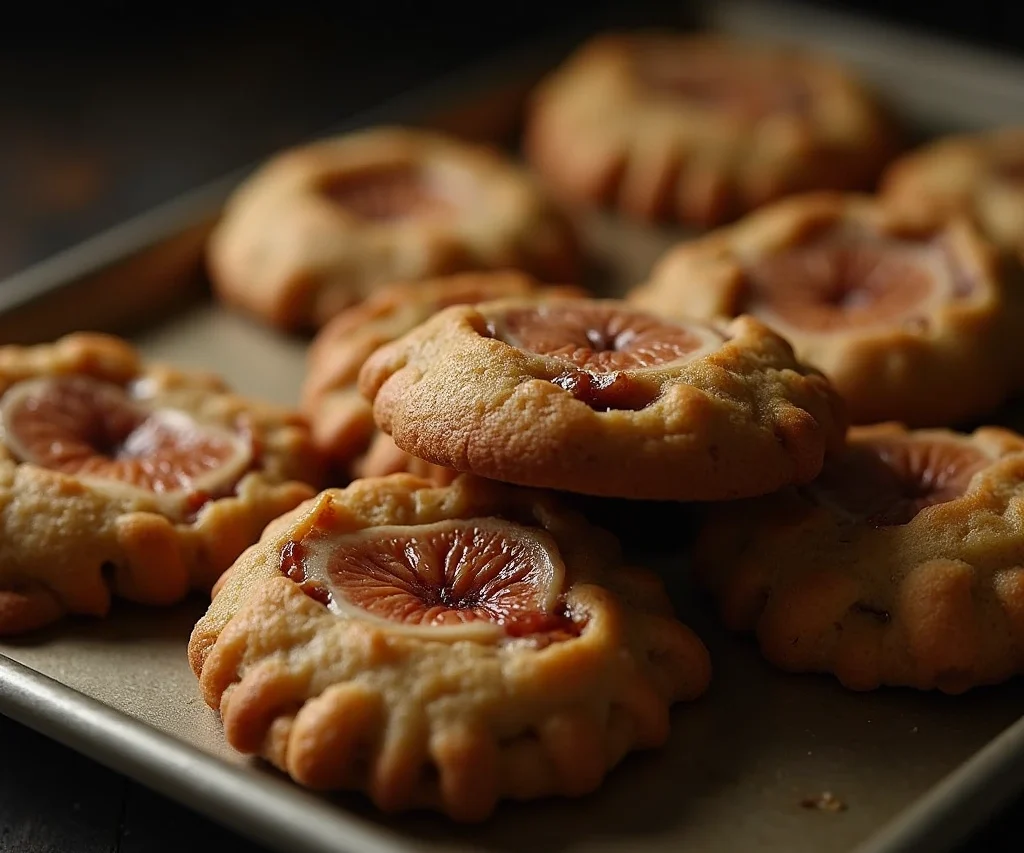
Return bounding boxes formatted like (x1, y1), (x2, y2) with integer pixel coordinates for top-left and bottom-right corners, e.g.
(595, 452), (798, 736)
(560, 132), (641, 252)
(290, 517), (575, 639)
(810, 438), (989, 526)
(635, 52), (809, 120)
(320, 163), (453, 221)
(0, 376), (252, 500)
(744, 233), (964, 334)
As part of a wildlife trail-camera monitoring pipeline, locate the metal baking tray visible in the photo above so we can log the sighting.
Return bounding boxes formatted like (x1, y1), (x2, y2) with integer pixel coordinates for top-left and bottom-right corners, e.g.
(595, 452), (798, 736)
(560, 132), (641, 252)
(3, 2), (1024, 852)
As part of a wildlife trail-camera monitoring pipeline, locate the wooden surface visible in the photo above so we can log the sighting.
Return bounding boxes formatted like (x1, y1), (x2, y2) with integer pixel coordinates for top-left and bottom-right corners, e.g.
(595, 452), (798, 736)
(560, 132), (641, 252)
(0, 3), (1022, 852)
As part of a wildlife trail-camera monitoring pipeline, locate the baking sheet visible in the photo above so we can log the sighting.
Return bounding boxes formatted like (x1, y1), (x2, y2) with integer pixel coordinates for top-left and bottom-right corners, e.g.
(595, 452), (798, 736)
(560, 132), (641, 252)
(2, 2), (1024, 852)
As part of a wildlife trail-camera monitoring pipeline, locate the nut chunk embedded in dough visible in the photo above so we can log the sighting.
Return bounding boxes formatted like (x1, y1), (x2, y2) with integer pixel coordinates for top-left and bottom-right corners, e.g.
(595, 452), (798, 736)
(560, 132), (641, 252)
(190, 474), (710, 821)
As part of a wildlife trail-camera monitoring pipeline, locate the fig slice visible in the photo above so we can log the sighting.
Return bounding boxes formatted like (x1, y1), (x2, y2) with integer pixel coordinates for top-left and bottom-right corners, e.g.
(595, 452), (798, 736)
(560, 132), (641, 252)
(743, 231), (963, 334)
(489, 303), (722, 373)
(320, 163), (453, 222)
(295, 517), (572, 641)
(636, 50), (809, 120)
(0, 376), (252, 505)
(808, 437), (989, 527)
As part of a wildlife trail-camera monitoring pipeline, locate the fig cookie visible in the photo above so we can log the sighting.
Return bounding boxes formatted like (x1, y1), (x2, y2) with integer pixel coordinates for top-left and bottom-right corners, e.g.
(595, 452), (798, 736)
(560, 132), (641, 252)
(189, 474), (710, 821)
(525, 33), (899, 228)
(694, 423), (1024, 693)
(207, 126), (579, 332)
(881, 128), (1024, 261)
(358, 296), (846, 500)
(631, 193), (1024, 427)
(301, 271), (587, 483)
(0, 333), (320, 635)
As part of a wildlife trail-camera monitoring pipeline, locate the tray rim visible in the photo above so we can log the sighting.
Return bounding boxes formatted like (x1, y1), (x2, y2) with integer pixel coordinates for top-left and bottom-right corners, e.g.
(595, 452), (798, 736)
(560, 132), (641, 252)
(3, 2), (1024, 851)
(0, 654), (409, 853)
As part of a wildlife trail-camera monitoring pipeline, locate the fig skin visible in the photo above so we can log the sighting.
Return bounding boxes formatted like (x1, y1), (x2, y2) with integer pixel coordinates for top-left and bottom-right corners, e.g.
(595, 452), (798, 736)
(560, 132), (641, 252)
(632, 193), (1024, 427)
(1, 375), (252, 500)
(0, 332), (321, 636)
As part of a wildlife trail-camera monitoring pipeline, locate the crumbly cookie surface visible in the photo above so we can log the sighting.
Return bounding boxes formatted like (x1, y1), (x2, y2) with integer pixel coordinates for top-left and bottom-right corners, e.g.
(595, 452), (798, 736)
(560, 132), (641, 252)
(631, 193), (1024, 426)
(189, 474), (710, 820)
(301, 271), (586, 483)
(358, 295), (846, 500)
(881, 128), (1024, 261)
(0, 333), (319, 635)
(694, 423), (1024, 693)
(525, 33), (899, 228)
(207, 126), (579, 331)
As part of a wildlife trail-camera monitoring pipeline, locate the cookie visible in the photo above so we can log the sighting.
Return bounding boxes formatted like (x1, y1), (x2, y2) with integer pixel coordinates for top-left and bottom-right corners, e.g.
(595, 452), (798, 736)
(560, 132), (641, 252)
(301, 271), (587, 483)
(358, 295), (846, 500)
(0, 333), (320, 635)
(189, 474), (710, 820)
(525, 33), (899, 228)
(881, 128), (1024, 261)
(631, 193), (1024, 427)
(207, 126), (579, 331)
(694, 423), (1024, 693)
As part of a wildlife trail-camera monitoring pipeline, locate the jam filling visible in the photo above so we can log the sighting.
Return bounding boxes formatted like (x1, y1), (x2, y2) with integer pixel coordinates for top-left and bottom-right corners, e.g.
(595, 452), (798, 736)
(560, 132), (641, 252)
(550, 370), (656, 412)
(282, 516), (576, 638)
(320, 163), (452, 221)
(744, 232), (956, 332)
(0, 376), (250, 496)
(809, 438), (989, 527)
(280, 540), (333, 607)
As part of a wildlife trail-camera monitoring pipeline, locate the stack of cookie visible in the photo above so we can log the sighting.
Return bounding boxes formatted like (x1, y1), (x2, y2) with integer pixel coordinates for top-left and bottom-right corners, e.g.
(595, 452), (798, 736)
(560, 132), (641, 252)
(4, 29), (1024, 825)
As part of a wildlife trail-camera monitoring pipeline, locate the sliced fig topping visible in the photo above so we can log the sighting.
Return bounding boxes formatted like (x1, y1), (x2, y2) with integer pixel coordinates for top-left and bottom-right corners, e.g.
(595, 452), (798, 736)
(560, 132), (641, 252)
(320, 163), (453, 221)
(294, 518), (574, 639)
(489, 303), (721, 373)
(744, 232), (959, 333)
(1, 376), (252, 500)
(635, 49), (809, 120)
(809, 437), (989, 526)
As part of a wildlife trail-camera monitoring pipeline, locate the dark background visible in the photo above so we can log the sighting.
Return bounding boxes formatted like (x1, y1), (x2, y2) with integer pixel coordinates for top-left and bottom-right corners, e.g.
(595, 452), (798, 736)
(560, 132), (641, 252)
(1, 1), (1022, 851)
(1, 0), (1023, 283)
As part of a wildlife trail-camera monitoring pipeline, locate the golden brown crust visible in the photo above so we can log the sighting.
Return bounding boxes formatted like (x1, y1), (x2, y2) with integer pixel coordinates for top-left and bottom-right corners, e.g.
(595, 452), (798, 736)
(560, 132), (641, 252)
(302, 271), (587, 481)
(631, 193), (1024, 426)
(207, 127), (580, 331)
(0, 333), (320, 635)
(525, 33), (900, 228)
(189, 474), (710, 820)
(694, 423), (1024, 693)
(358, 296), (846, 500)
(881, 128), (1024, 261)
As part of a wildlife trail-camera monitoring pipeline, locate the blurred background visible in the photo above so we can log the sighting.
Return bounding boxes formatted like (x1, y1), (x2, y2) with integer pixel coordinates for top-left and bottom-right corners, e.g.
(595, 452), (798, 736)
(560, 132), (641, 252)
(1, 0), (1023, 283)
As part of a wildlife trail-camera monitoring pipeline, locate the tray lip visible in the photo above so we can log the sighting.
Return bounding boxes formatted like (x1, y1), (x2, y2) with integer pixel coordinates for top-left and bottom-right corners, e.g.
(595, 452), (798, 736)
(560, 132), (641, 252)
(0, 653), (408, 853)
(855, 708), (1024, 853)
(3, 1), (1024, 851)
